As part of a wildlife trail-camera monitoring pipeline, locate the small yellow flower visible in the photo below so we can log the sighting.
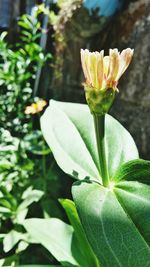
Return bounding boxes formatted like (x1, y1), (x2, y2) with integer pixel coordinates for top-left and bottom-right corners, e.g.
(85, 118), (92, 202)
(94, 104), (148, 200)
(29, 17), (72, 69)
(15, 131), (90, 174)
(25, 100), (47, 115)
(80, 48), (134, 114)
(81, 48), (134, 91)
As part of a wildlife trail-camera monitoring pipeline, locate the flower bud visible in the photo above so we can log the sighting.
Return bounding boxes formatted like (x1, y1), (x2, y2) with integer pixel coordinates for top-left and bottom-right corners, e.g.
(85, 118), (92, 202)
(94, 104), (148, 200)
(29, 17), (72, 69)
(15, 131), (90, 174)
(81, 48), (134, 115)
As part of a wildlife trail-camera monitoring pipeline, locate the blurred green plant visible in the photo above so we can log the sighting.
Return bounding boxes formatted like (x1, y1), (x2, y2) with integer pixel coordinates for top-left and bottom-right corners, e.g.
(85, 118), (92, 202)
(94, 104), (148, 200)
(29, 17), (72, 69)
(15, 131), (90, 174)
(0, 128), (43, 260)
(0, 126), (68, 265)
(0, 11), (69, 266)
(0, 14), (51, 135)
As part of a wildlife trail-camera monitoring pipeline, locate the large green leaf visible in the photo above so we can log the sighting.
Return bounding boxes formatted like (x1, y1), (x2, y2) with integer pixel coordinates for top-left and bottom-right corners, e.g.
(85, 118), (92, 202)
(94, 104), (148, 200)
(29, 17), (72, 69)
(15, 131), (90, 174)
(72, 159), (150, 267)
(41, 100), (138, 182)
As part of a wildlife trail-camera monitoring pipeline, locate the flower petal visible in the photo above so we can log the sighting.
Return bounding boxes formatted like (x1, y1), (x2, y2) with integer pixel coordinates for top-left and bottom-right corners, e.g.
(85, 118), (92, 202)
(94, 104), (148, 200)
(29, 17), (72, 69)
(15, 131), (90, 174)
(107, 49), (119, 84)
(116, 48), (134, 81)
(81, 49), (91, 85)
(89, 52), (98, 88)
(96, 50), (104, 89)
(80, 49), (88, 81)
(103, 56), (110, 78)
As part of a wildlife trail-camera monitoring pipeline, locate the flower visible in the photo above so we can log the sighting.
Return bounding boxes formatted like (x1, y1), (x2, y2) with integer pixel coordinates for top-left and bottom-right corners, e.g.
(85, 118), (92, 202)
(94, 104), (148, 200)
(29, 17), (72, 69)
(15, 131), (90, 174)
(80, 48), (134, 114)
(25, 100), (47, 115)
(81, 48), (134, 91)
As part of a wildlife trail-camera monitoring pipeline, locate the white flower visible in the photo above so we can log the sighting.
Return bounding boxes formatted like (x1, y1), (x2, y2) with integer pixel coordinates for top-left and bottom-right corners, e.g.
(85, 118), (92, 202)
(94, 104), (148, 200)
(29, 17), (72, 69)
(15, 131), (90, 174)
(80, 48), (134, 91)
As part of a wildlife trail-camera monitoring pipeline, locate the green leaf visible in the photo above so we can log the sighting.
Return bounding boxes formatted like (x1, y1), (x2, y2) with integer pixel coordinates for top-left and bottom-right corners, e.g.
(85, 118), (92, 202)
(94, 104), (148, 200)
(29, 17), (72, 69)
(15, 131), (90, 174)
(72, 176), (150, 267)
(0, 31), (7, 41)
(15, 208), (28, 224)
(41, 100), (138, 182)
(114, 159), (150, 184)
(17, 187), (44, 211)
(59, 199), (100, 267)
(3, 230), (24, 252)
(0, 159), (13, 170)
(16, 240), (29, 253)
(0, 206), (11, 214)
(23, 218), (80, 266)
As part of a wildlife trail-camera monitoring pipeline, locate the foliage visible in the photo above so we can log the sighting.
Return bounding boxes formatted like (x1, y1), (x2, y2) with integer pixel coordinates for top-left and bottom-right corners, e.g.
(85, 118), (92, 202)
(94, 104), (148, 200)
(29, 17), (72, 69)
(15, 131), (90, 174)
(0, 125), (69, 265)
(0, 128), (45, 262)
(0, 14), (51, 135)
(0, 128), (34, 191)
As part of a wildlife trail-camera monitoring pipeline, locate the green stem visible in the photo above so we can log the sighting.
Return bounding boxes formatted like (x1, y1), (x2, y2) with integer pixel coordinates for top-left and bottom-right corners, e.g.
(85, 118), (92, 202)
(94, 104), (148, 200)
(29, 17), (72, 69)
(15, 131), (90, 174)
(93, 114), (109, 187)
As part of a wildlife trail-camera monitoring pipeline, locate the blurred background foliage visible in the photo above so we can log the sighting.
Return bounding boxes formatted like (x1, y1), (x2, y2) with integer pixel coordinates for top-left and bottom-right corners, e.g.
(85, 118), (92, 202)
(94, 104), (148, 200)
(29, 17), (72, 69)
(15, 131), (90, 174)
(0, 0), (149, 265)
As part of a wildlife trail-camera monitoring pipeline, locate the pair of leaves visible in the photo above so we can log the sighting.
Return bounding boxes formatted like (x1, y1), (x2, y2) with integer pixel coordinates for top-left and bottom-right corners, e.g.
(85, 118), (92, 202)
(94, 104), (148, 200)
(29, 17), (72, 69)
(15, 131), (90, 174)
(41, 100), (150, 267)
(23, 199), (99, 267)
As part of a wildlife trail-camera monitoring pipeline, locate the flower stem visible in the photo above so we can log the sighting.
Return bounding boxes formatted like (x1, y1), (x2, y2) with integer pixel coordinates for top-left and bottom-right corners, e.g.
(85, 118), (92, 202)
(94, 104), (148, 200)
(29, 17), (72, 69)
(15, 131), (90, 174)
(93, 114), (109, 187)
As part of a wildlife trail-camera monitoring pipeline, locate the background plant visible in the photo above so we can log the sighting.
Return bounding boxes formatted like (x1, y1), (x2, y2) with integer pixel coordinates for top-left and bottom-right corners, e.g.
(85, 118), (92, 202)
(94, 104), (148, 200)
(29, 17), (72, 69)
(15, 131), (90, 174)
(0, 13), (51, 135)
(0, 10), (72, 266)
